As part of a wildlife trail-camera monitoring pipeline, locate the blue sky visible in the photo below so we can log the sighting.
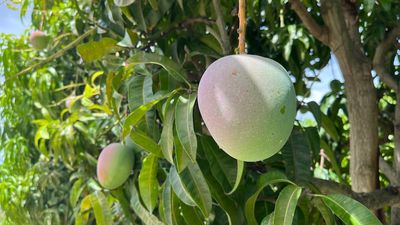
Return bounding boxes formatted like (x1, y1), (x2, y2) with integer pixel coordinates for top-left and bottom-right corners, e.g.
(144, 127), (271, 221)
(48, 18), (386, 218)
(0, 3), (31, 35)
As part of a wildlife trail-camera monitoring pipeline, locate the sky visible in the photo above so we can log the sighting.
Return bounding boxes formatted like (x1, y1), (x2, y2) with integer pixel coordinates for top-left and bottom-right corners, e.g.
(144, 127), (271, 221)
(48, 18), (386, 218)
(0, 3), (31, 35)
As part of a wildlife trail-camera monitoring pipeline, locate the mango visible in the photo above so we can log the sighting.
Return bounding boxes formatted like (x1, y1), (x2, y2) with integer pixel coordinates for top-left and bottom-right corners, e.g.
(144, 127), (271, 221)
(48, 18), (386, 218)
(197, 55), (296, 161)
(29, 31), (50, 50)
(96, 143), (134, 189)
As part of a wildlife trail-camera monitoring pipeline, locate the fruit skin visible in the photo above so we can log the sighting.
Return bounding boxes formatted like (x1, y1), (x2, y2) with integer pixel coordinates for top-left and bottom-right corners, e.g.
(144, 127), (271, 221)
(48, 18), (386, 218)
(97, 143), (135, 189)
(197, 54), (296, 162)
(29, 31), (50, 50)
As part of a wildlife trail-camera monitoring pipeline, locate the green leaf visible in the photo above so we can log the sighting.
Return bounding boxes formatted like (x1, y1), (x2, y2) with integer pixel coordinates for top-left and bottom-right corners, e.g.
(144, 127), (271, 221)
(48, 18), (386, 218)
(160, 98), (176, 163)
(320, 194), (382, 225)
(126, 52), (190, 87)
(321, 115), (340, 141)
(311, 198), (336, 225)
(175, 93), (197, 162)
(363, 0), (375, 12)
(112, 189), (135, 222)
(281, 128), (312, 184)
(199, 136), (237, 193)
(203, 165), (244, 225)
(169, 166), (196, 206)
(179, 201), (205, 225)
(174, 134), (190, 172)
(77, 38), (119, 62)
(70, 179), (85, 207)
(261, 213), (274, 225)
(89, 191), (113, 225)
(307, 101), (321, 128)
(130, 182), (164, 225)
(226, 160), (244, 195)
(123, 89), (179, 138)
(128, 75), (153, 111)
(139, 154), (159, 212)
(245, 171), (293, 225)
(148, 0), (158, 10)
(179, 162), (212, 217)
(161, 180), (173, 225)
(273, 185), (302, 225)
(114, 0), (136, 7)
(130, 129), (163, 157)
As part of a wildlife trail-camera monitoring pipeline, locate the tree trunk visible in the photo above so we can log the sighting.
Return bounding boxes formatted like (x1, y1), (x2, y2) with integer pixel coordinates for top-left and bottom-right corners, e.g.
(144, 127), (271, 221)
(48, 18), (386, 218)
(319, 0), (378, 193)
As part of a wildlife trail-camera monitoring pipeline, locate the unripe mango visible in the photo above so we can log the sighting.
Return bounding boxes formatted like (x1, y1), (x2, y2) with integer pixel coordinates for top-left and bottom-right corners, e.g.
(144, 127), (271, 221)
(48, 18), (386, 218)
(29, 31), (50, 50)
(97, 143), (134, 189)
(198, 55), (296, 162)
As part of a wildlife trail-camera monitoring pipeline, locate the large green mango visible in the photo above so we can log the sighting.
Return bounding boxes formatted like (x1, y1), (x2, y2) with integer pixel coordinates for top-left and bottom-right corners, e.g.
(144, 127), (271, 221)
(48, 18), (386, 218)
(96, 143), (134, 189)
(198, 55), (296, 162)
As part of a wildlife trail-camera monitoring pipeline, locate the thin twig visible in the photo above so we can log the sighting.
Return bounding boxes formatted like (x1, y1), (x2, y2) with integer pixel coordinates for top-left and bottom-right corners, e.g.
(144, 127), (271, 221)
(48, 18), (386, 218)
(7, 28), (96, 82)
(372, 25), (400, 92)
(238, 0), (246, 54)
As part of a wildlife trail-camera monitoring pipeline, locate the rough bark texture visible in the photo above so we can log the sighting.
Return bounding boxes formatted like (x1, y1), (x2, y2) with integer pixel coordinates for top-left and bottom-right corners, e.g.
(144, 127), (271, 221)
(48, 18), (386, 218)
(319, 0), (378, 193)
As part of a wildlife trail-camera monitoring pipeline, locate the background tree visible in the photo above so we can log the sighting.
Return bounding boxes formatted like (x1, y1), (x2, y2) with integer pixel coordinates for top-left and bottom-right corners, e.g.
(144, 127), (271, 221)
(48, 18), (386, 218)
(0, 0), (399, 224)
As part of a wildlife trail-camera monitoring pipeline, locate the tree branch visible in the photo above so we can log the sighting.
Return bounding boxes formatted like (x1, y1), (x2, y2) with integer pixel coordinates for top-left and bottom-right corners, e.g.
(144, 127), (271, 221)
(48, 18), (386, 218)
(311, 178), (400, 210)
(212, 0), (231, 55)
(289, 0), (329, 45)
(372, 26), (400, 91)
(8, 28), (96, 81)
(379, 156), (398, 183)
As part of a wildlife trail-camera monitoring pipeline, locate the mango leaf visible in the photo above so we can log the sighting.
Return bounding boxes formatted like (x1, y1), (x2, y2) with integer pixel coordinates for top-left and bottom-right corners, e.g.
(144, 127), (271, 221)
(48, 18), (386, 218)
(180, 201), (205, 225)
(160, 98), (176, 163)
(175, 93), (197, 161)
(202, 164), (244, 225)
(178, 162), (212, 217)
(174, 134), (190, 172)
(114, 0), (135, 7)
(128, 75), (153, 111)
(245, 171), (293, 225)
(139, 154), (159, 212)
(311, 198), (336, 225)
(130, 182), (164, 225)
(307, 101), (321, 128)
(126, 52), (190, 87)
(363, 0), (375, 12)
(77, 38), (119, 62)
(161, 180), (186, 225)
(281, 128), (312, 185)
(112, 189), (135, 222)
(226, 160), (244, 195)
(273, 185), (302, 225)
(320, 194), (382, 225)
(89, 191), (113, 225)
(70, 178), (85, 207)
(123, 89), (179, 138)
(199, 136), (237, 193)
(169, 166), (196, 206)
(261, 213), (274, 225)
(130, 129), (163, 157)
(321, 114), (339, 141)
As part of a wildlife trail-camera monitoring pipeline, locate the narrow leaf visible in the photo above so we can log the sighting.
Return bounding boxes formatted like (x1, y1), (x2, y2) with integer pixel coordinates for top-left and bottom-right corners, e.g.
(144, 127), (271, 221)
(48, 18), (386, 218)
(128, 75), (153, 111)
(89, 191), (113, 225)
(320, 194), (382, 225)
(169, 166), (196, 206)
(130, 182), (164, 225)
(281, 128), (312, 184)
(273, 185), (302, 225)
(160, 99), (176, 163)
(175, 93), (197, 161)
(245, 171), (293, 225)
(139, 154), (159, 212)
(130, 129), (163, 157)
(77, 38), (119, 62)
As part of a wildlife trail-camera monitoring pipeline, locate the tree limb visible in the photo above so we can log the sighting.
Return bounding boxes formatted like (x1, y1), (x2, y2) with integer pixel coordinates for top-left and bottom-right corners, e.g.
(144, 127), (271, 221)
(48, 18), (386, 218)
(289, 0), (329, 45)
(311, 178), (400, 209)
(8, 28), (96, 81)
(379, 156), (398, 183)
(238, 0), (246, 54)
(212, 0), (231, 55)
(372, 25), (400, 91)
